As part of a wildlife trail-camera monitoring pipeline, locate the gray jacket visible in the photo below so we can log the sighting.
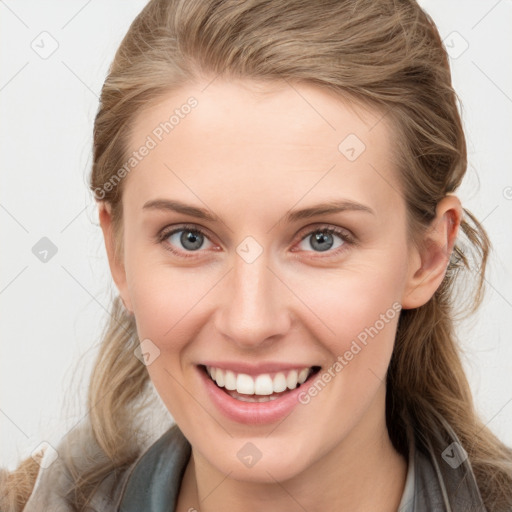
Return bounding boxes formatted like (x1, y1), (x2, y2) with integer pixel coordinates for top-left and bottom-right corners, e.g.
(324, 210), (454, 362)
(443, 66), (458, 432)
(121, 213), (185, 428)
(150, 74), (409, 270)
(21, 419), (487, 511)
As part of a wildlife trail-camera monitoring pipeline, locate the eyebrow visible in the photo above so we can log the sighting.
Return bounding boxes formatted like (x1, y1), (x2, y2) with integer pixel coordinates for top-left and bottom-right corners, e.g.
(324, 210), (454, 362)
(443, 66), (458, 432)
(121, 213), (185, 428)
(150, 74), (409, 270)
(143, 199), (219, 221)
(142, 198), (375, 223)
(284, 199), (375, 222)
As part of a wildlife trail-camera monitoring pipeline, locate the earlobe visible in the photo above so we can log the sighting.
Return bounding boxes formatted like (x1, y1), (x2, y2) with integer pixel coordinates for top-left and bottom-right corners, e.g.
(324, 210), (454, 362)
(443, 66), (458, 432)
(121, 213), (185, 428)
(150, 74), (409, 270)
(401, 195), (462, 310)
(97, 202), (133, 314)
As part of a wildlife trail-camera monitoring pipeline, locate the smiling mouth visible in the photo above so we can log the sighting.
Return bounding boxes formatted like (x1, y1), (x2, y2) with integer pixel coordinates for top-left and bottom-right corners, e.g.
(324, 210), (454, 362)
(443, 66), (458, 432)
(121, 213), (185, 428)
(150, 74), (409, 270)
(200, 364), (322, 402)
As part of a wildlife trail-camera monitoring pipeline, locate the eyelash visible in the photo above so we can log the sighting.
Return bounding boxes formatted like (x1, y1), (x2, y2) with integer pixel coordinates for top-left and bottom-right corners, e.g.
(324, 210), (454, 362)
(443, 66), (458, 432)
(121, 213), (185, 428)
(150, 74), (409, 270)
(157, 223), (355, 259)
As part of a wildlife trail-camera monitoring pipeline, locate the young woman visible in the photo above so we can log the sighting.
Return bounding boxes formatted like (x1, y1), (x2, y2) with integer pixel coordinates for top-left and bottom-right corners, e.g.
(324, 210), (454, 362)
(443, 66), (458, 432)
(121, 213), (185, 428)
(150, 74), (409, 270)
(2, 0), (512, 510)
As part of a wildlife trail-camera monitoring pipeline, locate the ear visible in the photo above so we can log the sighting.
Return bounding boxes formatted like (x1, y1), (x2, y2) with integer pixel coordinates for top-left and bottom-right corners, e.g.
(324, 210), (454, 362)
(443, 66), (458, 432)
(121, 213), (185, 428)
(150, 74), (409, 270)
(98, 202), (133, 313)
(401, 194), (462, 309)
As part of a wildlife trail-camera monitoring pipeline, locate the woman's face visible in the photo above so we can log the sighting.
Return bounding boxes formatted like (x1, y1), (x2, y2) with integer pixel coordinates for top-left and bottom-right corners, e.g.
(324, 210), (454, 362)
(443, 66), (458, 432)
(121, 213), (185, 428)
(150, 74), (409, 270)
(101, 79), (433, 482)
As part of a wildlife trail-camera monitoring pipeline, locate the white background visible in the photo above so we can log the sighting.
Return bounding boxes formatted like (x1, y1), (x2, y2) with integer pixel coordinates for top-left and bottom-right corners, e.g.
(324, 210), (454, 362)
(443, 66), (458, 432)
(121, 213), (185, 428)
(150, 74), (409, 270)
(1, 1), (511, 470)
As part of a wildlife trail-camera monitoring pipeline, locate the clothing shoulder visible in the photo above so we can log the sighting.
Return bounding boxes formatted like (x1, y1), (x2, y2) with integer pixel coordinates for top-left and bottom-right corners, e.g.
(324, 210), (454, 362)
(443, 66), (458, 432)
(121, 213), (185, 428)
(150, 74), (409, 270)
(21, 423), (140, 512)
(115, 422), (191, 510)
(411, 416), (487, 512)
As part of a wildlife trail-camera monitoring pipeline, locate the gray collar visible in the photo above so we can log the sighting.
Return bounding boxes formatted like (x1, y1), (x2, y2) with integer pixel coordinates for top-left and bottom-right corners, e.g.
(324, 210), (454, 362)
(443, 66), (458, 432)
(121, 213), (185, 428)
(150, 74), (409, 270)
(399, 418), (487, 511)
(115, 423), (191, 510)
(115, 420), (487, 511)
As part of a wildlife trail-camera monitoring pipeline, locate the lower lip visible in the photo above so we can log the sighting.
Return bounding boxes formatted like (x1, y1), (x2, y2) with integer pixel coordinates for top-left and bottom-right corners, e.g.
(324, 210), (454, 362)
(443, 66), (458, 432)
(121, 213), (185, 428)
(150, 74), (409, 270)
(198, 365), (317, 425)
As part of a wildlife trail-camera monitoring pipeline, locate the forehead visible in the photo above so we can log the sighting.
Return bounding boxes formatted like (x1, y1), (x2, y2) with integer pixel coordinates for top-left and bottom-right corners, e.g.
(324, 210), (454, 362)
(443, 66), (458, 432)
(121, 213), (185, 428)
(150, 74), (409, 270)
(122, 78), (403, 221)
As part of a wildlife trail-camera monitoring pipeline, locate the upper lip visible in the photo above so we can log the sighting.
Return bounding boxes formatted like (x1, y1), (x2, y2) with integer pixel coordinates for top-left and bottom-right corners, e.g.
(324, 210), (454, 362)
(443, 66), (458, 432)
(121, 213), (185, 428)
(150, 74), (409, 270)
(199, 361), (320, 376)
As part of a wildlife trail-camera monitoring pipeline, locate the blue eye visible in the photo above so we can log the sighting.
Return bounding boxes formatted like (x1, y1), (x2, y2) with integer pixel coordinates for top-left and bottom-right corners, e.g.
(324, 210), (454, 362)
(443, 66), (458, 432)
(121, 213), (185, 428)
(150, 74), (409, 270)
(157, 223), (354, 259)
(159, 224), (214, 257)
(294, 226), (352, 255)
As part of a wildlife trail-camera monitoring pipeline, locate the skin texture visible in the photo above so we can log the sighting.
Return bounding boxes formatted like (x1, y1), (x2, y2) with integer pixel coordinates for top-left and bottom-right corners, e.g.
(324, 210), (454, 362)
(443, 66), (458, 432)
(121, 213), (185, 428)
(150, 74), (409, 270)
(99, 79), (462, 511)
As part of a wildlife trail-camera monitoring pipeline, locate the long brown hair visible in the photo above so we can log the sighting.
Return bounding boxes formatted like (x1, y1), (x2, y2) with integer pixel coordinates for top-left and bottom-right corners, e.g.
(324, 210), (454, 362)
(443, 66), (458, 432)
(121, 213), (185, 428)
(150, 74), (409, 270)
(2, 1), (511, 510)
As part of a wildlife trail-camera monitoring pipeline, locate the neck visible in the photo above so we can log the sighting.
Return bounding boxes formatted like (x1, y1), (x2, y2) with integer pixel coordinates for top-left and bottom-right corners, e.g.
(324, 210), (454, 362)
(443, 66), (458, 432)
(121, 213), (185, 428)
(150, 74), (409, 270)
(177, 386), (407, 512)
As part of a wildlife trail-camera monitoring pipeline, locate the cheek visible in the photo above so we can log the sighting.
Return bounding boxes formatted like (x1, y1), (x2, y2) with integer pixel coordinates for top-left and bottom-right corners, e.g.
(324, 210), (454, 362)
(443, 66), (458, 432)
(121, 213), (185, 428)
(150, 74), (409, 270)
(124, 260), (210, 419)
(125, 221), (408, 352)
(291, 266), (404, 426)
(292, 260), (405, 346)
(129, 269), (189, 337)
(125, 251), (218, 354)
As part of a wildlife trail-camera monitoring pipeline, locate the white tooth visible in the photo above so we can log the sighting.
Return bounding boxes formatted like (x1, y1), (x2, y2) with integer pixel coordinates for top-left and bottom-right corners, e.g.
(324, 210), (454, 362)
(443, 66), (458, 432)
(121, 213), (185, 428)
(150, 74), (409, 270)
(227, 390), (279, 403)
(286, 369), (298, 390)
(254, 374), (274, 395)
(297, 368), (310, 384)
(210, 367), (312, 395)
(236, 373), (255, 394)
(240, 396), (256, 402)
(215, 368), (225, 388)
(273, 372), (288, 393)
(224, 370), (237, 391)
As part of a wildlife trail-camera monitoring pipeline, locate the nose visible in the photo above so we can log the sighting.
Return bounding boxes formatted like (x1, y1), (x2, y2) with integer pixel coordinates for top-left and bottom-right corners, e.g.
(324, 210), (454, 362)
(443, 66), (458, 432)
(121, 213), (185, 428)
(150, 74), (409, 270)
(214, 250), (292, 350)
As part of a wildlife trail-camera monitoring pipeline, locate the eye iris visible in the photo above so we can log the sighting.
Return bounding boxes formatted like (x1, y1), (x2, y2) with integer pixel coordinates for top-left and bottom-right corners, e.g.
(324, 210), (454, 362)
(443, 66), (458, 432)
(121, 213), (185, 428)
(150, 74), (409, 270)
(311, 231), (333, 252)
(181, 230), (203, 250)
